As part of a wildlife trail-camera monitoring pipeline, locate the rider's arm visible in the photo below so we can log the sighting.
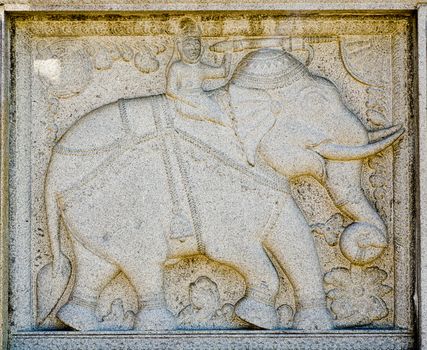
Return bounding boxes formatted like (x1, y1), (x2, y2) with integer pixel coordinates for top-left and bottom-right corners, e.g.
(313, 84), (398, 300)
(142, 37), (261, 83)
(203, 52), (232, 79)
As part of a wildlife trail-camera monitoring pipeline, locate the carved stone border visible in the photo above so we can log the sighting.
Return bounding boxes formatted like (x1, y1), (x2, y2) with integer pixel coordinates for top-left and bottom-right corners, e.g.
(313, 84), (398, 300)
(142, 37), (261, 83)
(0, 3), (425, 350)
(0, 6), (9, 350)
(417, 5), (427, 350)
(0, 1), (425, 11)
(8, 330), (415, 350)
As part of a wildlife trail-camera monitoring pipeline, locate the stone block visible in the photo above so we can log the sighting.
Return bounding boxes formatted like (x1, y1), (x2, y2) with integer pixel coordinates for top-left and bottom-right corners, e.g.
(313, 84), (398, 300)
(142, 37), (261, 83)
(0, 6), (423, 349)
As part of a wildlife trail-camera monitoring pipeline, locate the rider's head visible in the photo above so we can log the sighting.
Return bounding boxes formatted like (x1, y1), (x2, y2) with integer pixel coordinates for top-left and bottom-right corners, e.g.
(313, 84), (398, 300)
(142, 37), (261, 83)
(177, 18), (202, 64)
(179, 36), (201, 63)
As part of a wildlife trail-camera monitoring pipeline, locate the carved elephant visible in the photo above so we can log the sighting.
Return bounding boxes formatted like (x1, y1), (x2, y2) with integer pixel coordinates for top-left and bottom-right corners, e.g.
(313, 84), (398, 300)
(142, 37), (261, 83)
(228, 48), (404, 265)
(40, 48), (402, 332)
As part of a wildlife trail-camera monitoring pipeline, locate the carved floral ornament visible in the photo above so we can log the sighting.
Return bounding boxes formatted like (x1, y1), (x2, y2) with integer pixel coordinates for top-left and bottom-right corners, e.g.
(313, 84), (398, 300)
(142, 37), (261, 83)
(34, 37), (316, 100)
(34, 38), (168, 99)
(31, 16), (405, 333)
(324, 266), (392, 327)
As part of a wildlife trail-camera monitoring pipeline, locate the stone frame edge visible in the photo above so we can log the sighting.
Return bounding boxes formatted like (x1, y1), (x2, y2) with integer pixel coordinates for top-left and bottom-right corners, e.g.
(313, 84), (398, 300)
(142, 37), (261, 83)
(0, 3), (424, 350)
(417, 4), (427, 350)
(0, 5), (9, 350)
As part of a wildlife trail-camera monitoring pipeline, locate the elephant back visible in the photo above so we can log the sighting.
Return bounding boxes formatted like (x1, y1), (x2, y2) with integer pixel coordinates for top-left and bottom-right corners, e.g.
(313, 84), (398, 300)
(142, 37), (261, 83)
(56, 97), (157, 154)
(48, 96), (160, 197)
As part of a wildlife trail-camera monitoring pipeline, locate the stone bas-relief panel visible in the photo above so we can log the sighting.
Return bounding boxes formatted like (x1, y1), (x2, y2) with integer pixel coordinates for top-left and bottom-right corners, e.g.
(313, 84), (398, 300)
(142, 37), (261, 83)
(8, 13), (415, 348)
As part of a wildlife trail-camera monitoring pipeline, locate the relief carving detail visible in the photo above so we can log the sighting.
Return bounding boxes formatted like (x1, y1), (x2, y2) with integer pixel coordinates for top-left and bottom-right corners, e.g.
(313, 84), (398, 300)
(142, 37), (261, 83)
(36, 18), (404, 332)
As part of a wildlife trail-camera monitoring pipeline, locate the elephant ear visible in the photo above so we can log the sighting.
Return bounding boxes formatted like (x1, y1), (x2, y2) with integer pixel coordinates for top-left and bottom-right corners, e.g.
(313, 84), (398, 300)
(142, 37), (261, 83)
(229, 84), (276, 166)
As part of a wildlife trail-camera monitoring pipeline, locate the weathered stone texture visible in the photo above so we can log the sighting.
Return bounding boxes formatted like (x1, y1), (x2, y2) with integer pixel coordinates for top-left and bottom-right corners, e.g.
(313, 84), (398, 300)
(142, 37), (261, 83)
(0, 5), (423, 350)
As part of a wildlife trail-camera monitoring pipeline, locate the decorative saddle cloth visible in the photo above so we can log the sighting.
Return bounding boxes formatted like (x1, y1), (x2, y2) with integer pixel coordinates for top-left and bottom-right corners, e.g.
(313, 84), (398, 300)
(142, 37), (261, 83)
(54, 93), (290, 260)
(149, 94), (290, 259)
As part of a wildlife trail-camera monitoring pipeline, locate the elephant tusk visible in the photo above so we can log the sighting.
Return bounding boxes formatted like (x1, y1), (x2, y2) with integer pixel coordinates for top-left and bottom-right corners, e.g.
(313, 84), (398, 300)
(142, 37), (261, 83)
(311, 127), (404, 160)
(368, 124), (403, 142)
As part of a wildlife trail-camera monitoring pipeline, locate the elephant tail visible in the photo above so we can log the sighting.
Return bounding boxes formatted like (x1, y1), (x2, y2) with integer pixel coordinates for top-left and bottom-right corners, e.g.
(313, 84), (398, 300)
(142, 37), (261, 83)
(37, 179), (75, 326)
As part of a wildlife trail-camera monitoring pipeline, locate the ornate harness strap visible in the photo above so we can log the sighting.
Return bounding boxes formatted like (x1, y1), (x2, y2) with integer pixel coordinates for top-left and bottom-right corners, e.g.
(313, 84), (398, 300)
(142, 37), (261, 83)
(118, 98), (131, 133)
(151, 94), (205, 255)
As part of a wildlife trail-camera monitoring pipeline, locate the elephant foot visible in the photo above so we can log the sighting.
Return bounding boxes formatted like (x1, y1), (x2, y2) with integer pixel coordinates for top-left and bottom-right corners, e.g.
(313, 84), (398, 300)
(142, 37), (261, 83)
(57, 299), (99, 331)
(135, 307), (177, 331)
(235, 294), (278, 329)
(293, 305), (334, 330)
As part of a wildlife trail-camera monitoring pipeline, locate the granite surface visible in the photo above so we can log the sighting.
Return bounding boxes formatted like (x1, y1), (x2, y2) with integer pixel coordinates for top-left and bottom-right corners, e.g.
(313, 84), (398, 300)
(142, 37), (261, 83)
(0, 5), (423, 350)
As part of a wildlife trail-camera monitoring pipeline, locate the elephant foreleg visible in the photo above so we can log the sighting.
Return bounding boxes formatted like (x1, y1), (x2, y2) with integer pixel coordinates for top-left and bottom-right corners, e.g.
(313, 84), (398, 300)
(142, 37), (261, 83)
(208, 239), (280, 329)
(233, 246), (280, 329)
(263, 195), (333, 330)
(325, 160), (387, 264)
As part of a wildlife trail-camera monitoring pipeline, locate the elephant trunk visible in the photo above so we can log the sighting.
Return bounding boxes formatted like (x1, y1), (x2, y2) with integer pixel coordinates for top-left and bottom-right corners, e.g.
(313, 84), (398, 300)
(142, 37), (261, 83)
(311, 126), (404, 161)
(326, 161), (388, 265)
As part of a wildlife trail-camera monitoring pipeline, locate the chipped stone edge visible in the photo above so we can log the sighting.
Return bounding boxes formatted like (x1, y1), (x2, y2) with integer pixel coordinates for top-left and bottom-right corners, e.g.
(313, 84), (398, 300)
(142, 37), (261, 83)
(418, 5), (427, 350)
(0, 5), (10, 350)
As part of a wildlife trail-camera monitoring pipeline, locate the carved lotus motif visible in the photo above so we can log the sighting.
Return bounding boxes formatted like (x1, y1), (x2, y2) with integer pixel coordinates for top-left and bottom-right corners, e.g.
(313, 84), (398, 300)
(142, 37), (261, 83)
(311, 213), (345, 246)
(134, 50), (160, 74)
(177, 276), (242, 329)
(324, 266), (392, 327)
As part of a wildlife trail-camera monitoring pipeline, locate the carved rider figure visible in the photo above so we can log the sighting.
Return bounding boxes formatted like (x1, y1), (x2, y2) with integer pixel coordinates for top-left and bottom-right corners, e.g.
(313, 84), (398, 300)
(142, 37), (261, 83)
(166, 18), (231, 127)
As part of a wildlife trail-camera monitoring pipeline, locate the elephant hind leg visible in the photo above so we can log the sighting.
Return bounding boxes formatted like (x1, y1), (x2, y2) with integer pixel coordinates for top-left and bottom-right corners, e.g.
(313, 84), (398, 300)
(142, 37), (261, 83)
(264, 195), (333, 330)
(57, 237), (120, 331)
